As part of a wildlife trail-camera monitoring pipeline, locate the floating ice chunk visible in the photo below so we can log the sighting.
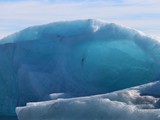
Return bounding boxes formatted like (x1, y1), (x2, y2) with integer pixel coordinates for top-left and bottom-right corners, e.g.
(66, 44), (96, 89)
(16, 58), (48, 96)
(16, 81), (160, 120)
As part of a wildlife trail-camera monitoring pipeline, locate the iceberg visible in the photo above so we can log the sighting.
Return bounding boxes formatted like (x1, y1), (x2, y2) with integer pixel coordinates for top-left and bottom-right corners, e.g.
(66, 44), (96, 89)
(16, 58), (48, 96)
(0, 19), (160, 118)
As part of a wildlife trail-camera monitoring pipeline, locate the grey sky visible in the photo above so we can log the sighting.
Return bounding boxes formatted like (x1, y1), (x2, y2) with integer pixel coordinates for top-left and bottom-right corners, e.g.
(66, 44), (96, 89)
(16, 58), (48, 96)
(0, 0), (160, 39)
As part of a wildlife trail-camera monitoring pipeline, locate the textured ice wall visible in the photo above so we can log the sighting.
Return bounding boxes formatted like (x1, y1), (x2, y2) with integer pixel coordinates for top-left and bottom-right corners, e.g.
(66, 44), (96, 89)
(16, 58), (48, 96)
(0, 19), (160, 115)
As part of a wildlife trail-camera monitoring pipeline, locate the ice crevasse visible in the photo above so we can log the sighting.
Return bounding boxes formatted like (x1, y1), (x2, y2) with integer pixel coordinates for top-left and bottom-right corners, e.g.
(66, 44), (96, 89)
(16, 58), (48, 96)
(0, 19), (160, 119)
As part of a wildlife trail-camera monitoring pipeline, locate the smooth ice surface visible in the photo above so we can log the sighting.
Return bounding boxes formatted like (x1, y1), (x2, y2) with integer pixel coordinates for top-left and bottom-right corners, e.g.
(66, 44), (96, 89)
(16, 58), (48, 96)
(16, 81), (160, 120)
(1, 19), (160, 116)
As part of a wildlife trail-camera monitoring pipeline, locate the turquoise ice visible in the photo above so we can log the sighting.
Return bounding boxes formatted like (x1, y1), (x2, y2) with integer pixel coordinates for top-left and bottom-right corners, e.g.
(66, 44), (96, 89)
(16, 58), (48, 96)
(0, 19), (160, 116)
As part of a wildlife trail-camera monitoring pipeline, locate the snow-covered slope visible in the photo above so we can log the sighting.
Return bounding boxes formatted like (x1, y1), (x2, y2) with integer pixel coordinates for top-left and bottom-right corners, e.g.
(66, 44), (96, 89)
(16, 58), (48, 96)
(0, 19), (160, 117)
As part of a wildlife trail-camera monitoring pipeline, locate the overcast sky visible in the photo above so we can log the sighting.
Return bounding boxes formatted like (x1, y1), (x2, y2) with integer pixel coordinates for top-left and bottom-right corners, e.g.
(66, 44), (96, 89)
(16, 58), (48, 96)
(0, 0), (160, 39)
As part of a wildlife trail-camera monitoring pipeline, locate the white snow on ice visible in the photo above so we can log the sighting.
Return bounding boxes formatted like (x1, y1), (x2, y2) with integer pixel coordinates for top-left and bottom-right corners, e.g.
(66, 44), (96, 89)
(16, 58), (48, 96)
(16, 81), (160, 120)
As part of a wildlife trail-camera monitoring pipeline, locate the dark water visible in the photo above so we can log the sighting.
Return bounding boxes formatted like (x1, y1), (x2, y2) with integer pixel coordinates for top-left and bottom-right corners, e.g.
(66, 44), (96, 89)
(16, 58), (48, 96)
(0, 116), (18, 120)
